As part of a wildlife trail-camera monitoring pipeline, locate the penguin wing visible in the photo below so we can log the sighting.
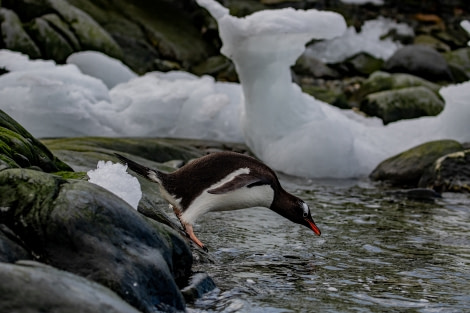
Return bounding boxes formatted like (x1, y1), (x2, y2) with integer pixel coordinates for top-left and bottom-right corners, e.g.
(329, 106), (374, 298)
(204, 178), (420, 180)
(207, 174), (268, 194)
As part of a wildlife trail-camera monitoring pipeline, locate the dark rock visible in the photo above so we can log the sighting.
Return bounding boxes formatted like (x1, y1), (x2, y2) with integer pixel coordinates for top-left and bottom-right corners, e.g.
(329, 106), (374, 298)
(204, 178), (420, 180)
(192, 55), (238, 82)
(383, 44), (454, 82)
(443, 47), (470, 82)
(0, 168), (192, 312)
(419, 149), (470, 192)
(413, 34), (450, 52)
(293, 54), (340, 79)
(0, 109), (72, 172)
(25, 16), (74, 62)
(355, 71), (441, 100)
(360, 86), (444, 124)
(342, 52), (384, 76)
(0, 261), (142, 313)
(181, 272), (216, 303)
(0, 224), (32, 262)
(0, 8), (41, 58)
(42, 13), (81, 50)
(386, 188), (442, 202)
(370, 140), (464, 186)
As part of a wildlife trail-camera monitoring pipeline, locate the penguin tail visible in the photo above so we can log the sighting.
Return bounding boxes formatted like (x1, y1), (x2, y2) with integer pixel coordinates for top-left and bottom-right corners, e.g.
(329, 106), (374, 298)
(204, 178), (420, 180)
(114, 153), (163, 184)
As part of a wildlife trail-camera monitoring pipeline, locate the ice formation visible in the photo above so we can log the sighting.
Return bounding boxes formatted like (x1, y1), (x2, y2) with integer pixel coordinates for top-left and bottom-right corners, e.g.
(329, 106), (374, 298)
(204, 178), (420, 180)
(87, 161), (142, 209)
(196, 0), (470, 178)
(306, 17), (414, 63)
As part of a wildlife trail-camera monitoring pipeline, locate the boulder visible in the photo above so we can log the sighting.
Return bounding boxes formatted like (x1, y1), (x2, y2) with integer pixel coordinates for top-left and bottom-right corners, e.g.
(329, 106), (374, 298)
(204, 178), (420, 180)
(26, 16), (74, 62)
(341, 52), (384, 76)
(443, 47), (470, 82)
(0, 109), (72, 172)
(383, 44), (454, 82)
(0, 167), (192, 312)
(360, 86), (444, 124)
(419, 149), (470, 192)
(370, 140), (464, 186)
(0, 261), (142, 313)
(0, 8), (41, 58)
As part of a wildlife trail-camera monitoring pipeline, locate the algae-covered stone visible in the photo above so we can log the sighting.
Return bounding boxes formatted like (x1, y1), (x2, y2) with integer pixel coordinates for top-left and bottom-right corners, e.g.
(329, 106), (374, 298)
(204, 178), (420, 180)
(360, 86), (444, 124)
(419, 149), (470, 192)
(0, 168), (192, 312)
(443, 47), (470, 82)
(0, 8), (41, 58)
(0, 109), (72, 172)
(0, 261), (142, 313)
(370, 140), (464, 186)
(26, 16), (74, 63)
(342, 52), (384, 76)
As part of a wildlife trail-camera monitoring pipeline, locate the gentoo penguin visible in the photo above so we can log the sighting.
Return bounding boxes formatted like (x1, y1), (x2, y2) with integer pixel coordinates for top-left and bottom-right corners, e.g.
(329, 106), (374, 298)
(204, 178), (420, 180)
(115, 151), (321, 251)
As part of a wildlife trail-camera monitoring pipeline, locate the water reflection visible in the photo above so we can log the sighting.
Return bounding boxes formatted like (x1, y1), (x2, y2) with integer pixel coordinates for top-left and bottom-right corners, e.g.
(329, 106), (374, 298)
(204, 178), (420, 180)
(188, 179), (470, 313)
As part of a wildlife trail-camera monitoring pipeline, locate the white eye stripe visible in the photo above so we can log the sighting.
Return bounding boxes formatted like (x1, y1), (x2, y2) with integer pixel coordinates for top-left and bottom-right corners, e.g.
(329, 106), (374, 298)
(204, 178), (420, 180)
(302, 202), (309, 216)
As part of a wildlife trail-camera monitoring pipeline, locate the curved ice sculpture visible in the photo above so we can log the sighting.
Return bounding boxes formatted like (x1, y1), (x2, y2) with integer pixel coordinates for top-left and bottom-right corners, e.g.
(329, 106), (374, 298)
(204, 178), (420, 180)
(197, 0), (470, 178)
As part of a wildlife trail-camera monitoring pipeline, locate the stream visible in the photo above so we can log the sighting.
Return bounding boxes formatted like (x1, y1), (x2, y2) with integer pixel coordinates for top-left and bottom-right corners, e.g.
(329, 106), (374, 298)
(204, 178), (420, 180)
(188, 177), (470, 313)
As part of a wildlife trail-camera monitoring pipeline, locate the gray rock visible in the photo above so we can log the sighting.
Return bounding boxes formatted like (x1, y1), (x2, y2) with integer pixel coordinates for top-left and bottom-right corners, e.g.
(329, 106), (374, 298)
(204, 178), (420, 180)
(360, 86), (444, 124)
(293, 54), (340, 79)
(0, 261), (142, 313)
(0, 168), (192, 312)
(0, 225), (32, 262)
(443, 47), (470, 82)
(383, 45), (454, 82)
(370, 140), (464, 186)
(26, 16), (74, 62)
(181, 272), (217, 303)
(419, 149), (470, 193)
(0, 109), (72, 172)
(0, 8), (41, 58)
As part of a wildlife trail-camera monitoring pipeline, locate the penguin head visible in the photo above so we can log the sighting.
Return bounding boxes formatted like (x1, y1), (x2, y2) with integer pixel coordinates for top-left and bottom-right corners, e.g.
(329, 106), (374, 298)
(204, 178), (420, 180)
(271, 189), (321, 236)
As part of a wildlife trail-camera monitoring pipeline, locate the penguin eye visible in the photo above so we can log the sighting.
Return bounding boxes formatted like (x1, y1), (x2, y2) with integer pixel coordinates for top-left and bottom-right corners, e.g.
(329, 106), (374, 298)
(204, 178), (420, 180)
(301, 202), (309, 217)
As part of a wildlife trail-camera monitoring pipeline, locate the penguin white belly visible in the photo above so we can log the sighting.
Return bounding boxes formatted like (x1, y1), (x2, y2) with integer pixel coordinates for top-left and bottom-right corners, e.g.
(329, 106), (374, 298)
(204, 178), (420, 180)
(181, 184), (274, 225)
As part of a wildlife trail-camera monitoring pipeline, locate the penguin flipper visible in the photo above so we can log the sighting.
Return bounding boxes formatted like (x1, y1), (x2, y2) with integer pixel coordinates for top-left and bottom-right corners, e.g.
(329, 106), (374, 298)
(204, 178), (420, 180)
(114, 153), (162, 184)
(207, 174), (268, 194)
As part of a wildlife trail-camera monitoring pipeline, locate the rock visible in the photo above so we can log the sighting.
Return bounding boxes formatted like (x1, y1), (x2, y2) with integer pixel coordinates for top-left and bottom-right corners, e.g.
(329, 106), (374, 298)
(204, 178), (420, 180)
(0, 109), (72, 172)
(413, 34), (450, 52)
(419, 149), (470, 193)
(191, 55), (238, 82)
(360, 86), (444, 124)
(0, 8), (41, 58)
(443, 47), (470, 82)
(355, 71), (441, 100)
(0, 168), (192, 312)
(386, 188), (442, 202)
(26, 16), (74, 62)
(42, 13), (81, 50)
(0, 261), (142, 313)
(0, 225), (32, 262)
(370, 140), (464, 186)
(293, 54), (340, 79)
(181, 272), (216, 303)
(383, 44), (454, 82)
(341, 52), (384, 76)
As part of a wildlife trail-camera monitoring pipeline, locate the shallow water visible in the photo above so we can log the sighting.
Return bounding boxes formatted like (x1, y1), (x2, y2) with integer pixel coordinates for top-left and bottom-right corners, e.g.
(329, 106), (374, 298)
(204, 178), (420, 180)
(187, 178), (470, 313)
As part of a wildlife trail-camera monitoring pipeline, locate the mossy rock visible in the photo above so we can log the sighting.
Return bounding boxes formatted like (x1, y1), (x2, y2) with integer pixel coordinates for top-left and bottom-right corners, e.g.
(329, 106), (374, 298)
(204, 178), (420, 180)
(370, 140), (464, 186)
(419, 149), (470, 193)
(0, 109), (72, 172)
(360, 86), (444, 124)
(0, 8), (41, 58)
(0, 168), (192, 312)
(443, 47), (470, 82)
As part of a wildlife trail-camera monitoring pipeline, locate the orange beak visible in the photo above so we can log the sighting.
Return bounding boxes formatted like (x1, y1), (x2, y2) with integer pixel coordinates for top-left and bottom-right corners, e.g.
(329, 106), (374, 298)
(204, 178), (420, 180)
(305, 218), (321, 236)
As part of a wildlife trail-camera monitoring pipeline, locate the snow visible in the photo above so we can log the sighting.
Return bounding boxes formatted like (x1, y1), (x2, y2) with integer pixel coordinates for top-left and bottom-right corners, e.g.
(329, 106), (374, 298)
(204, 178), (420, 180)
(1, 1), (469, 179)
(306, 17), (414, 63)
(461, 20), (470, 46)
(87, 161), (142, 209)
(67, 51), (137, 89)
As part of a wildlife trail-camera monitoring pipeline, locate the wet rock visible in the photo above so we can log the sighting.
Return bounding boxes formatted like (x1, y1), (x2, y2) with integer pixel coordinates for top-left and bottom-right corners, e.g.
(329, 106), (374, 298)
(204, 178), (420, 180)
(341, 52), (384, 76)
(355, 71), (441, 100)
(0, 261), (142, 313)
(26, 16), (74, 62)
(419, 149), (470, 193)
(383, 45), (454, 82)
(0, 167), (192, 312)
(0, 225), (32, 262)
(386, 188), (442, 202)
(370, 140), (464, 186)
(293, 54), (340, 79)
(0, 8), (41, 58)
(0, 109), (72, 172)
(360, 86), (444, 124)
(443, 47), (470, 82)
(181, 272), (217, 303)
